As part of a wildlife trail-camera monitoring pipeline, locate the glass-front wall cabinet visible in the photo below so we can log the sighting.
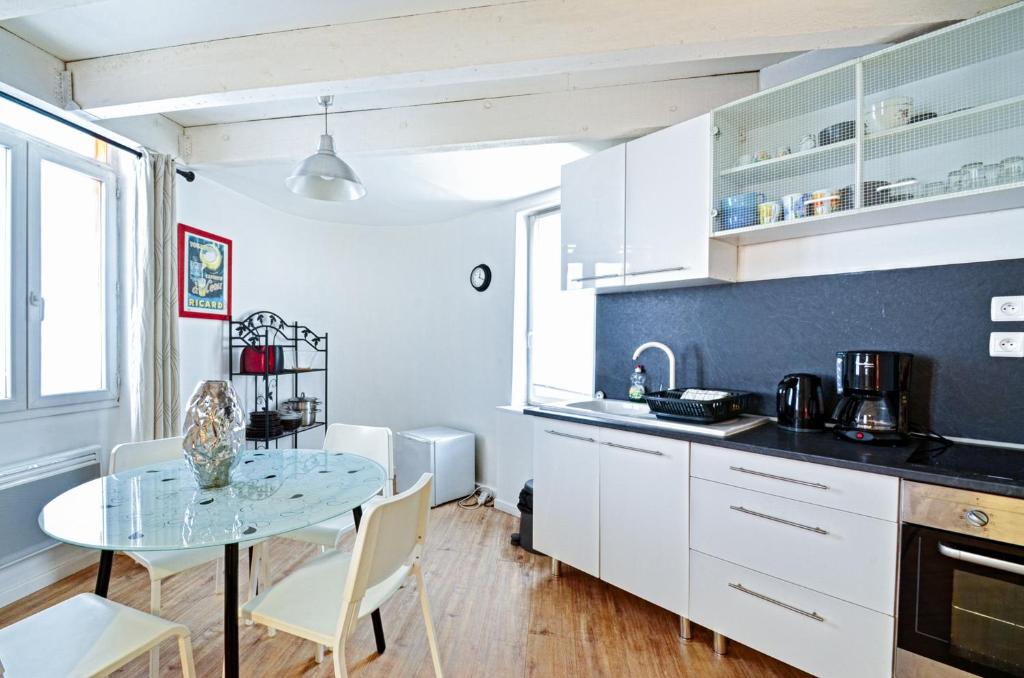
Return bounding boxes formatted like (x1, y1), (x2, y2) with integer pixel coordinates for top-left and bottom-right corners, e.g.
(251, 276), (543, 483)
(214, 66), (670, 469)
(711, 2), (1024, 240)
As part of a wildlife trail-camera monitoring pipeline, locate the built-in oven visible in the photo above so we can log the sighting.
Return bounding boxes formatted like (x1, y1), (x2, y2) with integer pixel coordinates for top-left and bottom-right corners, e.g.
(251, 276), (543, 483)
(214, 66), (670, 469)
(898, 481), (1024, 678)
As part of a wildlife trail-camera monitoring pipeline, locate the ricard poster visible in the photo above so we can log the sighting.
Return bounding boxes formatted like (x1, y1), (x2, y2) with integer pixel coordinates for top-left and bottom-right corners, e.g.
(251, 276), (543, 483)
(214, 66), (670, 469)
(178, 223), (232, 320)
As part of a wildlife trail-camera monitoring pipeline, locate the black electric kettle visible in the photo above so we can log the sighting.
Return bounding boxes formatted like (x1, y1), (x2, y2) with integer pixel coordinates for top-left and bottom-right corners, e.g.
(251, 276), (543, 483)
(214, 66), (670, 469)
(776, 373), (825, 432)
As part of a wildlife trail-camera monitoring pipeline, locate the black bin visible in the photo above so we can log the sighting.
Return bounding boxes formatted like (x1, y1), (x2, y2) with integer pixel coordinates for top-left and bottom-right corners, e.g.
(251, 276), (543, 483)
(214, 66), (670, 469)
(510, 479), (542, 554)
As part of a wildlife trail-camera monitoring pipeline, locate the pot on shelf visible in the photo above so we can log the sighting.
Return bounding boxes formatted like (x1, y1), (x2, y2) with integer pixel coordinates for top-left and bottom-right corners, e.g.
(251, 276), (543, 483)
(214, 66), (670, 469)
(182, 380), (246, 488)
(281, 392), (320, 427)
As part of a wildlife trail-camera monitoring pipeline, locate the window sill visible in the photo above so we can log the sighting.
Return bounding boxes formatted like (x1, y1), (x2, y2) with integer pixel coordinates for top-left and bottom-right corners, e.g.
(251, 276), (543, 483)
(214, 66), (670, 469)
(0, 398), (120, 425)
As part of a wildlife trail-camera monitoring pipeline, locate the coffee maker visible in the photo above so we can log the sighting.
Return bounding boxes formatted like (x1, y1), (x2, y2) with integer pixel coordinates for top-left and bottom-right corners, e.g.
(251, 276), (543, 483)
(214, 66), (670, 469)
(831, 351), (912, 444)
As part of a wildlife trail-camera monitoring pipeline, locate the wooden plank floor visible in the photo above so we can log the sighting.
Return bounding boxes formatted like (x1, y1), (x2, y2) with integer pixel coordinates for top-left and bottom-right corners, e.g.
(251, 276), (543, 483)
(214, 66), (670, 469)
(0, 504), (808, 677)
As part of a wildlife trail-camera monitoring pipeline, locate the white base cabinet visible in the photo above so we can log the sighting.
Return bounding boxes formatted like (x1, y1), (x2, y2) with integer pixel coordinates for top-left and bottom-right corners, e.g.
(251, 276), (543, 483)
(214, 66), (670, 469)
(690, 551), (895, 678)
(599, 428), (688, 616)
(532, 420), (689, 615)
(532, 421), (600, 577)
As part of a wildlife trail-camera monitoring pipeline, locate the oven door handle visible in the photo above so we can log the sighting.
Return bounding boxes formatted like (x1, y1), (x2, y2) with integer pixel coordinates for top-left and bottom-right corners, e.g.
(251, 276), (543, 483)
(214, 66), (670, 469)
(938, 543), (1024, 576)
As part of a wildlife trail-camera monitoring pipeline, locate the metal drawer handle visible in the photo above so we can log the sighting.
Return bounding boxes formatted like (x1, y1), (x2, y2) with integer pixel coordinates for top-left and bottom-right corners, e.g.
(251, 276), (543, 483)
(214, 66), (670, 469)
(570, 273), (622, 282)
(603, 442), (664, 456)
(625, 266), (689, 277)
(939, 543), (1024, 576)
(730, 505), (829, 535)
(729, 466), (830, 490)
(728, 583), (825, 622)
(545, 429), (596, 443)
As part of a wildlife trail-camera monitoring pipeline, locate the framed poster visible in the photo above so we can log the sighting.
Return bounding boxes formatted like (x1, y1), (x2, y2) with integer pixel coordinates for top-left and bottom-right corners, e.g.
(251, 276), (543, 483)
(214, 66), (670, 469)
(178, 223), (232, 320)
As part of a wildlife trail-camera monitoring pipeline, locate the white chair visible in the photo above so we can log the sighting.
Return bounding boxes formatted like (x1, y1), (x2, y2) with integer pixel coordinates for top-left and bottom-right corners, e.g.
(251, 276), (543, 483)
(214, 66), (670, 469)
(109, 437), (260, 677)
(282, 423), (394, 550)
(241, 473), (442, 678)
(0, 593), (196, 677)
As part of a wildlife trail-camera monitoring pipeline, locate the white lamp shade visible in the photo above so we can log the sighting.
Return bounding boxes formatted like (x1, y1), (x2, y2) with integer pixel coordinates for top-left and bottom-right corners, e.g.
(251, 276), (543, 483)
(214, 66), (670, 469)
(286, 134), (366, 201)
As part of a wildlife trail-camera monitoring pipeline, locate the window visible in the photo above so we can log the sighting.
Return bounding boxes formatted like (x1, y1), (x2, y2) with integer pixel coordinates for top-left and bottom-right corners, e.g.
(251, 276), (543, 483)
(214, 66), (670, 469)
(526, 208), (595, 404)
(0, 114), (118, 416)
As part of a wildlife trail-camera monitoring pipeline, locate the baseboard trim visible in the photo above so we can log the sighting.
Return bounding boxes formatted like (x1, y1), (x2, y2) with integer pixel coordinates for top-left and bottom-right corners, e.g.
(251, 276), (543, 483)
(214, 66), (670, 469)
(495, 499), (520, 517)
(0, 543), (99, 608)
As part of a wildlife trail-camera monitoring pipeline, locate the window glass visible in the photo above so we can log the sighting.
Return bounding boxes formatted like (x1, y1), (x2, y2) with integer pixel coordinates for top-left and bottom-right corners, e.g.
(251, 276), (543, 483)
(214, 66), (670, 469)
(38, 159), (107, 396)
(0, 145), (9, 400)
(0, 98), (106, 162)
(528, 210), (595, 403)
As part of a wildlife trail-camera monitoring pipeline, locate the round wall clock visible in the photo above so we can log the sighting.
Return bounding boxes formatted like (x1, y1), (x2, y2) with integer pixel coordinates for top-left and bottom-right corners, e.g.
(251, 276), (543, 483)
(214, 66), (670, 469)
(470, 264), (492, 292)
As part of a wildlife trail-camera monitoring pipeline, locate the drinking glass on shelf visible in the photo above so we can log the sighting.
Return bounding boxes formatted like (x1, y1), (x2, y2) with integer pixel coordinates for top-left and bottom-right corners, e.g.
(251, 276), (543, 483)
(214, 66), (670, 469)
(947, 169), (967, 193)
(982, 164), (1002, 188)
(922, 181), (946, 198)
(961, 162), (984, 190)
(1000, 156), (1024, 184)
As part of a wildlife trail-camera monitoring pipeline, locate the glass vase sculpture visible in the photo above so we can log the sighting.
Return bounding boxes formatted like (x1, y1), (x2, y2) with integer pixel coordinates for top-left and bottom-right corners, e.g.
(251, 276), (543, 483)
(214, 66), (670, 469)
(182, 380), (246, 488)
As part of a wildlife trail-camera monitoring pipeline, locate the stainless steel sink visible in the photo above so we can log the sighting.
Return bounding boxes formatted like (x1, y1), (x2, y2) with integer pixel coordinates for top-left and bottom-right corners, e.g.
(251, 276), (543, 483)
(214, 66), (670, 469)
(539, 398), (769, 438)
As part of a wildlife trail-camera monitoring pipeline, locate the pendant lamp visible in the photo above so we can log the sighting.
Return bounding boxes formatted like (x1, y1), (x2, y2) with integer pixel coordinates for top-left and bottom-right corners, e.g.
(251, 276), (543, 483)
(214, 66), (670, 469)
(285, 95), (365, 201)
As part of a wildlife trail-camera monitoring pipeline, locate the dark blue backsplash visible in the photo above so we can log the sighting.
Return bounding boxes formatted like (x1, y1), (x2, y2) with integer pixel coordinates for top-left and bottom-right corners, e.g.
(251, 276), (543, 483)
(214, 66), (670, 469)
(595, 259), (1024, 444)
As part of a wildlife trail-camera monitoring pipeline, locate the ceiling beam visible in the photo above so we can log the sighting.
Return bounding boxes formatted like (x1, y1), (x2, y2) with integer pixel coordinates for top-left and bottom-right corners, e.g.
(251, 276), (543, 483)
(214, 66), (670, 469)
(67, 0), (1013, 119)
(0, 0), (105, 20)
(0, 26), (63, 104)
(183, 74), (757, 165)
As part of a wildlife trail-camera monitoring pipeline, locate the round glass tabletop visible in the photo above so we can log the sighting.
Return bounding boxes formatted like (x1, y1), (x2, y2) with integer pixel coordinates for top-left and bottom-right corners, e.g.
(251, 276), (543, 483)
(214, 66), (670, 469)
(39, 449), (386, 551)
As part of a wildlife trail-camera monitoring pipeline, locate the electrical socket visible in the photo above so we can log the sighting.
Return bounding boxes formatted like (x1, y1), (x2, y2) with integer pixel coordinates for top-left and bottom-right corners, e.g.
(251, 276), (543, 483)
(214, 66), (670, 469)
(990, 332), (1024, 358)
(991, 296), (1024, 321)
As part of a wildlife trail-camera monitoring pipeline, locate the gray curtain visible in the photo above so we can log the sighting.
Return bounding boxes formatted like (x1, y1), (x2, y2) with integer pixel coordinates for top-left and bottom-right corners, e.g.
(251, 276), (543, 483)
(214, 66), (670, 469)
(128, 150), (181, 439)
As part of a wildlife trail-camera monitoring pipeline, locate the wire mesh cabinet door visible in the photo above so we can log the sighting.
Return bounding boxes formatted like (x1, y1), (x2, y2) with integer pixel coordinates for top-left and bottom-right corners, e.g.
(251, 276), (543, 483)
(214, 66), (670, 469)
(711, 63), (858, 238)
(860, 5), (1024, 206)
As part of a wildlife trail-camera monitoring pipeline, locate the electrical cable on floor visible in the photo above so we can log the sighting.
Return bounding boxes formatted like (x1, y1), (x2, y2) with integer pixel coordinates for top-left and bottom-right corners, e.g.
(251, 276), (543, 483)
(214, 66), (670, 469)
(457, 487), (494, 510)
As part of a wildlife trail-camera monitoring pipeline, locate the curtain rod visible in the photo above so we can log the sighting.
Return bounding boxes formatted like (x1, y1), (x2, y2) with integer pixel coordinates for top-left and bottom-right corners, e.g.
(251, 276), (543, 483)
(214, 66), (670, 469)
(0, 90), (196, 182)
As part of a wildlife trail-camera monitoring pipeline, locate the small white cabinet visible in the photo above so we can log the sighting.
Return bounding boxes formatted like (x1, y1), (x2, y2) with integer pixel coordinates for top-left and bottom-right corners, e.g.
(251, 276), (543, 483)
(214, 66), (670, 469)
(532, 421), (600, 577)
(599, 428), (688, 615)
(625, 114), (736, 287)
(560, 145), (625, 290)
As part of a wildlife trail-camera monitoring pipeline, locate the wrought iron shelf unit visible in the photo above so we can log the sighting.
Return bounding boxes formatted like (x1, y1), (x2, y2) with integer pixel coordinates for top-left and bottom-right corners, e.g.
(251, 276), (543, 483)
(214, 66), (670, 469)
(228, 311), (328, 450)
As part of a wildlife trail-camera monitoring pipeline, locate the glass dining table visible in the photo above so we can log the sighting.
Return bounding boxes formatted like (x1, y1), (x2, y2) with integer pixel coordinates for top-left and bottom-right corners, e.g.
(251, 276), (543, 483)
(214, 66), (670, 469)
(38, 448), (388, 678)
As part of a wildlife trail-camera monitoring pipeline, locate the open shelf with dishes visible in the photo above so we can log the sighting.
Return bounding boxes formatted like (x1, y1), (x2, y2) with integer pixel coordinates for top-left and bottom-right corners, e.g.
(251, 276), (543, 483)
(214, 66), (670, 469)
(228, 311), (328, 449)
(710, 2), (1024, 245)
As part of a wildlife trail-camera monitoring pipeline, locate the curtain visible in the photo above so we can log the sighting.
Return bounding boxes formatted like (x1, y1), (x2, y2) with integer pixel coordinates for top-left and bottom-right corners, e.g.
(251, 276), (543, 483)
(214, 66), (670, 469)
(127, 150), (181, 439)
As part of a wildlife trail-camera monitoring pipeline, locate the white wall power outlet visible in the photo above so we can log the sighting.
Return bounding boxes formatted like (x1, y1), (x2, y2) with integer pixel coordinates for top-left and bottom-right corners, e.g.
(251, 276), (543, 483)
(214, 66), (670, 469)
(990, 332), (1024, 358)
(991, 296), (1024, 321)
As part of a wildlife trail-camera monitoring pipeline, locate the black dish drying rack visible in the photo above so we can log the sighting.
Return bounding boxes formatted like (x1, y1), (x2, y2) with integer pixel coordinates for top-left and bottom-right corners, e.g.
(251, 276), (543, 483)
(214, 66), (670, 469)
(644, 388), (750, 424)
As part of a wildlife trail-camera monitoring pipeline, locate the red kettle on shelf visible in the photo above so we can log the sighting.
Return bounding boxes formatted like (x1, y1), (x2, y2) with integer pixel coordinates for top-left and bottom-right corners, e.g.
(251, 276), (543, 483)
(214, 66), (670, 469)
(239, 345), (285, 375)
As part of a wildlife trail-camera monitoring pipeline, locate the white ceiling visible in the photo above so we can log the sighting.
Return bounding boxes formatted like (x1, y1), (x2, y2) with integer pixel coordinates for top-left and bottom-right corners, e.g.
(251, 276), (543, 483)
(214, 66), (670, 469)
(1, 0), (524, 60)
(197, 142), (601, 226)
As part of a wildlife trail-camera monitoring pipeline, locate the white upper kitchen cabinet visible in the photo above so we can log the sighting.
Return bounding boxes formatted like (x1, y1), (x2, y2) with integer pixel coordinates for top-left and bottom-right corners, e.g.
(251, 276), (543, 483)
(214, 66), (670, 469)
(560, 144), (625, 291)
(624, 113), (737, 288)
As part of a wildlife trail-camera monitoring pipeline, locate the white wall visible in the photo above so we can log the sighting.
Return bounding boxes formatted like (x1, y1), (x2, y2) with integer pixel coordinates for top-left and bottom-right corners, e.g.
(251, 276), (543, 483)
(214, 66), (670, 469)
(176, 176), (553, 488)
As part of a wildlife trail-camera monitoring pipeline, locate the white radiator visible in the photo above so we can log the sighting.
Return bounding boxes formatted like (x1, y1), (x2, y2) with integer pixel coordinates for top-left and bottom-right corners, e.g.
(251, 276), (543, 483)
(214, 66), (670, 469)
(0, 446), (101, 569)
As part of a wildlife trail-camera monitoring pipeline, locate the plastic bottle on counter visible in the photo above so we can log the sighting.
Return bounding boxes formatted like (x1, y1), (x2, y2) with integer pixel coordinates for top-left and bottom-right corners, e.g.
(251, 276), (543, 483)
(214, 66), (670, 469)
(628, 364), (647, 402)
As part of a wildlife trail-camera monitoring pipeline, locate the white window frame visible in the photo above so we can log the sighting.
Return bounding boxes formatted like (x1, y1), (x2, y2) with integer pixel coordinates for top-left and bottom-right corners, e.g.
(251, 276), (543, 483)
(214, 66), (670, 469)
(0, 122), (119, 417)
(0, 128), (27, 414)
(525, 206), (596, 405)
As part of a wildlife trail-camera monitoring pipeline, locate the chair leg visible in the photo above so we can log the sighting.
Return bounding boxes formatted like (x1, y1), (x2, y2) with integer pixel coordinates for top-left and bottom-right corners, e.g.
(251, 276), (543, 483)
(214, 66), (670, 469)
(315, 643), (325, 664)
(332, 639), (348, 678)
(415, 565), (444, 678)
(149, 580), (162, 678)
(177, 632), (197, 678)
(320, 544), (327, 554)
(259, 542), (271, 590)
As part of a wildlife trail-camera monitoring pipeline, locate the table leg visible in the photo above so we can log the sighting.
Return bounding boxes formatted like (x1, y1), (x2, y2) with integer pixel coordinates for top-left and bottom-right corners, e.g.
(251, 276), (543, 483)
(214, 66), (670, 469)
(94, 550), (114, 598)
(352, 506), (387, 655)
(224, 543), (239, 678)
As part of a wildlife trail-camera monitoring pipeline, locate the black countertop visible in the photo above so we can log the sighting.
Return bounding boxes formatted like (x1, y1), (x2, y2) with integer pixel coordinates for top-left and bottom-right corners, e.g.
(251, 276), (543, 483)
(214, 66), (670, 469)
(524, 408), (1024, 499)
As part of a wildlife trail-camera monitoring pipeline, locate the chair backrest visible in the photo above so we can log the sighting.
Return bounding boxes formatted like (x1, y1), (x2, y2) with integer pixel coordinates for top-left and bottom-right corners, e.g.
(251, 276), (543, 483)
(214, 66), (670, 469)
(109, 437), (184, 473)
(323, 423), (394, 496)
(336, 473), (432, 640)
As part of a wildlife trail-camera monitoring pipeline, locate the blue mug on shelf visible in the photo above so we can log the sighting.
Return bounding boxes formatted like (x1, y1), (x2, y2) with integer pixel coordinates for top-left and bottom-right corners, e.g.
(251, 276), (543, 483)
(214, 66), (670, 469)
(720, 192), (764, 230)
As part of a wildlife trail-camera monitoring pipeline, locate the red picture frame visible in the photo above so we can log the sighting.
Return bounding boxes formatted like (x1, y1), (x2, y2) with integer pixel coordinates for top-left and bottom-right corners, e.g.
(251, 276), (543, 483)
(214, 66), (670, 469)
(178, 223), (233, 320)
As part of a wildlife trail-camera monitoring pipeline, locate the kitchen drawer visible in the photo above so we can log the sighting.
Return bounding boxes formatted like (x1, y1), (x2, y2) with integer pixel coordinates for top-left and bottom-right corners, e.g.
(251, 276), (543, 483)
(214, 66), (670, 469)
(690, 551), (894, 678)
(691, 443), (899, 521)
(691, 478), (897, 614)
